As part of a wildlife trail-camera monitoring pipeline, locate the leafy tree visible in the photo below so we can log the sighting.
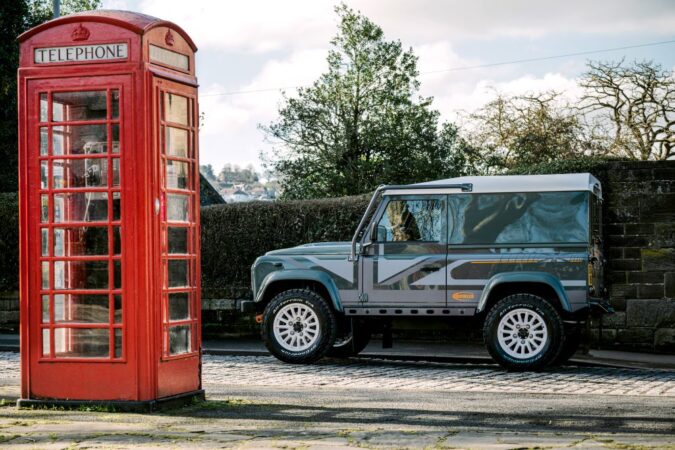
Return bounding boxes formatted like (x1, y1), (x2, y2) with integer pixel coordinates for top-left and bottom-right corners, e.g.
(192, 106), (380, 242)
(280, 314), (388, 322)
(261, 4), (469, 199)
(200, 164), (217, 182)
(217, 164), (259, 184)
(463, 91), (595, 173)
(579, 59), (674, 160)
(0, 0), (100, 192)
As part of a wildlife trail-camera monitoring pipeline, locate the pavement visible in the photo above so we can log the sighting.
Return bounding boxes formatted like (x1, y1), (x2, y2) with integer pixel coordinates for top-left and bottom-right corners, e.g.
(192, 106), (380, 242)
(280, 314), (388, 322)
(0, 351), (674, 448)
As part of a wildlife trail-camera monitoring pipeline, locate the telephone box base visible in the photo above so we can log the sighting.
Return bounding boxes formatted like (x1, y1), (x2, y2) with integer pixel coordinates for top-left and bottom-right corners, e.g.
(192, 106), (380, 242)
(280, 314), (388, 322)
(17, 390), (205, 413)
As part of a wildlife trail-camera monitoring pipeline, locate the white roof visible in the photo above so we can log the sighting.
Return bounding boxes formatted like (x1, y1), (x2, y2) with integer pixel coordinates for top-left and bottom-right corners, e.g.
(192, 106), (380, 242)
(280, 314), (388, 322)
(390, 173), (602, 198)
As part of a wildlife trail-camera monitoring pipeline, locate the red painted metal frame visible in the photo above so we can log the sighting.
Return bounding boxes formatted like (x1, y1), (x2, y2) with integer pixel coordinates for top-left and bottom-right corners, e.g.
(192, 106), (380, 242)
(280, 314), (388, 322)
(18, 11), (201, 403)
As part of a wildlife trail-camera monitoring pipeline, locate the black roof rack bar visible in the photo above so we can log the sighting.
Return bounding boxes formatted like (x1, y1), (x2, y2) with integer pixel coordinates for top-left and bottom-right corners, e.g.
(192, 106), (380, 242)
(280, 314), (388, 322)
(348, 183), (473, 261)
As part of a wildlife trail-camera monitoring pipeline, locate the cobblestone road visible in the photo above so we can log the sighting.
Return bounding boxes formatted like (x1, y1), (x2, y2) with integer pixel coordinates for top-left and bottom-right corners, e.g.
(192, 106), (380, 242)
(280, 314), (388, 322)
(3, 352), (674, 397)
(201, 355), (675, 397)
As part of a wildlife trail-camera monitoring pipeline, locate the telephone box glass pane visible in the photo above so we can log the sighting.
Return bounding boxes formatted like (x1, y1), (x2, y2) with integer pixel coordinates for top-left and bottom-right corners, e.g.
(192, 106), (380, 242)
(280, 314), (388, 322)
(168, 259), (189, 287)
(52, 91), (107, 122)
(114, 260), (122, 289)
(53, 192), (108, 222)
(169, 325), (191, 355)
(41, 229), (48, 256)
(41, 262), (49, 289)
(168, 227), (188, 254)
(164, 93), (188, 125)
(112, 124), (120, 153)
(165, 127), (188, 158)
(40, 161), (48, 188)
(111, 90), (120, 119)
(114, 328), (122, 358)
(40, 93), (48, 122)
(113, 227), (121, 254)
(42, 329), (50, 357)
(169, 293), (189, 321)
(166, 160), (189, 189)
(41, 295), (49, 322)
(52, 125), (107, 155)
(54, 328), (109, 358)
(40, 127), (48, 155)
(41, 195), (48, 222)
(54, 260), (109, 290)
(52, 159), (108, 188)
(113, 192), (121, 220)
(114, 295), (122, 323)
(53, 227), (108, 257)
(53, 294), (109, 323)
(112, 158), (120, 186)
(167, 194), (189, 222)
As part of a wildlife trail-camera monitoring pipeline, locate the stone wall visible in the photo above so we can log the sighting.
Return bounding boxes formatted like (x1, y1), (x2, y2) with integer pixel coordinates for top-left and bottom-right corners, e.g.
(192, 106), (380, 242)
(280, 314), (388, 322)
(594, 160), (675, 352)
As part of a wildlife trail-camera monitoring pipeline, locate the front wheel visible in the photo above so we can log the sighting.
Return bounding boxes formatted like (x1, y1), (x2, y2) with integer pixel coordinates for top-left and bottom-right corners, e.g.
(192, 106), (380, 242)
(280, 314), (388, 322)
(483, 294), (564, 371)
(262, 289), (337, 364)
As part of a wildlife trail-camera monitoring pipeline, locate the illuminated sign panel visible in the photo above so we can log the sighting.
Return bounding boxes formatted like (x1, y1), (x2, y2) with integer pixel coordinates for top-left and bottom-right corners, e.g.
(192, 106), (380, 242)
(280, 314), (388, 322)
(149, 44), (189, 71)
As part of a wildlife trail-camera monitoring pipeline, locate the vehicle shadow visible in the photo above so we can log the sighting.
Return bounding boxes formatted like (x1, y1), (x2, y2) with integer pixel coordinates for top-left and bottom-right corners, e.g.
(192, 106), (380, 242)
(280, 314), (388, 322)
(165, 399), (675, 435)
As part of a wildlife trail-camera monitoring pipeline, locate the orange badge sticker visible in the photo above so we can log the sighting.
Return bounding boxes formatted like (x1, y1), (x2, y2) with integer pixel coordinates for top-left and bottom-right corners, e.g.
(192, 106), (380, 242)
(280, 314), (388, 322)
(451, 292), (475, 301)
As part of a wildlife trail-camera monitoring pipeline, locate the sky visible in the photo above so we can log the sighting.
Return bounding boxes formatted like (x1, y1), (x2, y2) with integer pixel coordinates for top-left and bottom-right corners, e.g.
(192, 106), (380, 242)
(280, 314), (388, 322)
(102, 0), (675, 173)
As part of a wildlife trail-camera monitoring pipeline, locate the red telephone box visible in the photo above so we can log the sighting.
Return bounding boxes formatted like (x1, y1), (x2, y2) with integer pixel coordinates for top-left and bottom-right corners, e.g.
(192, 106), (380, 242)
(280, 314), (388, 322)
(17, 11), (203, 409)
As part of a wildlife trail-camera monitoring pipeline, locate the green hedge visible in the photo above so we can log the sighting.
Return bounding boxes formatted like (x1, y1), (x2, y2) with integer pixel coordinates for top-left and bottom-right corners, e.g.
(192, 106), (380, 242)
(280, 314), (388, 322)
(0, 193), (18, 292)
(0, 192), (369, 297)
(200, 195), (369, 298)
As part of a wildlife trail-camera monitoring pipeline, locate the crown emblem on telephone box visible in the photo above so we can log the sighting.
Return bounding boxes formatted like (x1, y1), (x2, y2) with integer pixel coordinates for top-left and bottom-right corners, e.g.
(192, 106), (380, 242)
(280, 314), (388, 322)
(71, 24), (90, 41)
(165, 29), (174, 46)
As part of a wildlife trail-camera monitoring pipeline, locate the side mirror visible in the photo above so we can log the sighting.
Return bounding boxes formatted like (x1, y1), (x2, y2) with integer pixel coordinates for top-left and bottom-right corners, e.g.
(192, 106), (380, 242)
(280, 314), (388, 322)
(368, 221), (377, 242)
(360, 222), (376, 255)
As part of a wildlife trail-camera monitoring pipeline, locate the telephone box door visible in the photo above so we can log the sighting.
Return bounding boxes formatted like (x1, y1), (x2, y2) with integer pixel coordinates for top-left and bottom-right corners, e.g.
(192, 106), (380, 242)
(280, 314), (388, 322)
(26, 75), (137, 400)
(153, 76), (201, 398)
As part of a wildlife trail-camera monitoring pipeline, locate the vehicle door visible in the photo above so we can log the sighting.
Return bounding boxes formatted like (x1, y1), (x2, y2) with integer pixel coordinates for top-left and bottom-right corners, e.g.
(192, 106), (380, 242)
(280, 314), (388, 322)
(361, 195), (447, 307)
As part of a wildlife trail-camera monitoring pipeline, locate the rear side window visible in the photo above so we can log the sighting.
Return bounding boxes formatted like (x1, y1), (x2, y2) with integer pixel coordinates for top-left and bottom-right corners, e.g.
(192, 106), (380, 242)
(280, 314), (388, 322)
(448, 192), (589, 245)
(376, 198), (445, 243)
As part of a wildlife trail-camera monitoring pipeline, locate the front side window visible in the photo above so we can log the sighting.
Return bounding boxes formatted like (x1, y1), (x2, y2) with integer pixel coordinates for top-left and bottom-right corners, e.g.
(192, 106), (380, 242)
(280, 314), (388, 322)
(376, 198), (445, 243)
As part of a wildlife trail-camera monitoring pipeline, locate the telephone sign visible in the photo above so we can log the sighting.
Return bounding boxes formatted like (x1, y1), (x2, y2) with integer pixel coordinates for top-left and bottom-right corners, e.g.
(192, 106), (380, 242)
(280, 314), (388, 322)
(34, 43), (128, 64)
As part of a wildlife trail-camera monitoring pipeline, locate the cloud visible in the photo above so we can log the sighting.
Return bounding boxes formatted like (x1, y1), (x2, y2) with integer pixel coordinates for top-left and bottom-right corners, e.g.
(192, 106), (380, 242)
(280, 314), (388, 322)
(137, 0), (675, 52)
(199, 49), (327, 170)
(139, 0), (334, 52)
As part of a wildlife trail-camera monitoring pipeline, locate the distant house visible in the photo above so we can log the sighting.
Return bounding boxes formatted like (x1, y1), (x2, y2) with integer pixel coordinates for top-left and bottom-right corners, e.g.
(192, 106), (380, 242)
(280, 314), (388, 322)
(230, 189), (252, 202)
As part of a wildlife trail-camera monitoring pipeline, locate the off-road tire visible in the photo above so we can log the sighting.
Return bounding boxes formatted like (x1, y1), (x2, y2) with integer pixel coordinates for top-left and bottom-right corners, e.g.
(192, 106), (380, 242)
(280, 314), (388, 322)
(552, 327), (582, 366)
(327, 320), (371, 358)
(484, 294), (564, 371)
(262, 289), (337, 364)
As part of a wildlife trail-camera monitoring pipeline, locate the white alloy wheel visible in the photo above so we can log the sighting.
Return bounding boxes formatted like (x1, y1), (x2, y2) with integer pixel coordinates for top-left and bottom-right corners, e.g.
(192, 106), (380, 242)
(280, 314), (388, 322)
(497, 308), (548, 359)
(273, 302), (321, 352)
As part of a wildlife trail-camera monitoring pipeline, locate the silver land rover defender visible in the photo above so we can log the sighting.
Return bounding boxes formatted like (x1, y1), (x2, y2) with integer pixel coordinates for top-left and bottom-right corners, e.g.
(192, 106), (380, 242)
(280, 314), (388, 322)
(243, 174), (611, 370)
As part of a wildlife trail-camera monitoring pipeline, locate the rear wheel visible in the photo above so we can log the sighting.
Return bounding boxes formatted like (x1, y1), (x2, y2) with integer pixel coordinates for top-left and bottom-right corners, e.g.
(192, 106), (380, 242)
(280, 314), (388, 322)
(262, 289), (337, 364)
(484, 294), (564, 371)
